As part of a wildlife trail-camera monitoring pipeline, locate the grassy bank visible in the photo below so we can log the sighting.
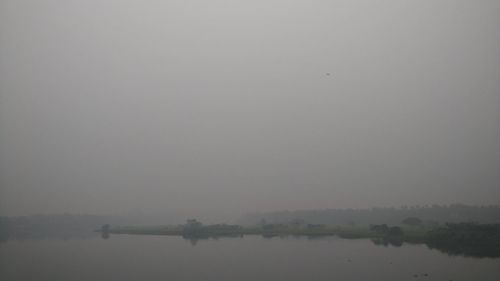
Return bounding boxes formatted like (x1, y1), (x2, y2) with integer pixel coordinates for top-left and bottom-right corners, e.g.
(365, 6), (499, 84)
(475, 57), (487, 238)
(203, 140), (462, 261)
(106, 223), (430, 241)
(102, 222), (500, 258)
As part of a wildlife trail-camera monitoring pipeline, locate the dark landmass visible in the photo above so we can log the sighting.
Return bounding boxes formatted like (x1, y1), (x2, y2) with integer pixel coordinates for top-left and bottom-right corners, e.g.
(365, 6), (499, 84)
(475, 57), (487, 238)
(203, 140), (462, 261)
(426, 223), (500, 258)
(104, 219), (500, 258)
(106, 220), (427, 241)
(2, 205), (499, 258)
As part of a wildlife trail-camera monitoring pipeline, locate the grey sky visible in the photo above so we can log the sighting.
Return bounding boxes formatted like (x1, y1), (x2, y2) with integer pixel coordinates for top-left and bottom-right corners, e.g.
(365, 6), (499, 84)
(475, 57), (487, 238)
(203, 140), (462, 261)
(1, 0), (499, 221)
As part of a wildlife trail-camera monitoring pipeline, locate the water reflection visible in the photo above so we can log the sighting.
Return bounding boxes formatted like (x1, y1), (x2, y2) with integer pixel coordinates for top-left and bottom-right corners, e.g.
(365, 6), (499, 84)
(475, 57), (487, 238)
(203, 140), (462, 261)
(2, 235), (499, 281)
(369, 237), (500, 258)
(180, 234), (500, 259)
(371, 237), (403, 247)
(175, 234), (500, 259)
(425, 242), (500, 258)
(100, 224), (110, 239)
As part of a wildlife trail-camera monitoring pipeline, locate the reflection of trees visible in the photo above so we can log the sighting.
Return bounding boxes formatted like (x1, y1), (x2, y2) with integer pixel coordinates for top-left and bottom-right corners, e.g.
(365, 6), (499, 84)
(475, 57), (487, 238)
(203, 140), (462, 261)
(371, 237), (402, 247)
(182, 234), (243, 246)
(100, 224), (110, 239)
(0, 217), (10, 244)
(188, 238), (198, 246)
(425, 223), (500, 258)
(426, 242), (500, 258)
(370, 223), (500, 258)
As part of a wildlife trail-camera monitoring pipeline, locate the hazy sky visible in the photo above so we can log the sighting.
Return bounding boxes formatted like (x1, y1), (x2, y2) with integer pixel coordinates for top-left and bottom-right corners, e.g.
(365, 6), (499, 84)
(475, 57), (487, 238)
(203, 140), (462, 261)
(1, 0), (499, 221)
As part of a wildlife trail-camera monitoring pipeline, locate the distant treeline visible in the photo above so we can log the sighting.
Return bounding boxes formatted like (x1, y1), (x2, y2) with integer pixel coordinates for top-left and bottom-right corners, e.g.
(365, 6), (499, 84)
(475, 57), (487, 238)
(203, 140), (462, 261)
(0, 214), (125, 241)
(239, 204), (500, 226)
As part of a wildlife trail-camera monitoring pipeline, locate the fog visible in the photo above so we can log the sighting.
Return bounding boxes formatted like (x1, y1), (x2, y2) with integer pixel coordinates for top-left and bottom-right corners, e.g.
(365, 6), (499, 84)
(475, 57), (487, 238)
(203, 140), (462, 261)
(1, 0), (499, 222)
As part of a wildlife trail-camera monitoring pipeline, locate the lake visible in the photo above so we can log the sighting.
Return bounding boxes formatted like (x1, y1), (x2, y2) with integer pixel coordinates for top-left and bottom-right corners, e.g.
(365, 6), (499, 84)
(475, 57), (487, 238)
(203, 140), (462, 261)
(1, 234), (499, 281)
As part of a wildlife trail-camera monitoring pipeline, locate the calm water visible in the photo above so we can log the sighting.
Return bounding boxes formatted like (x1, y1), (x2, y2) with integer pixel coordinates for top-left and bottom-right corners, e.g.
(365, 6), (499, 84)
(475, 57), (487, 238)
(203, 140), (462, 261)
(1, 235), (499, 281)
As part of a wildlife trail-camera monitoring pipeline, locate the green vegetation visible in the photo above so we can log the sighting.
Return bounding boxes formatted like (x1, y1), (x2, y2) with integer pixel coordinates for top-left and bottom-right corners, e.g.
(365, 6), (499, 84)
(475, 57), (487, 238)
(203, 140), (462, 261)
(109, 225), (182, 236)
(105, 219), (500, 258)
(107, 220), (427, 240)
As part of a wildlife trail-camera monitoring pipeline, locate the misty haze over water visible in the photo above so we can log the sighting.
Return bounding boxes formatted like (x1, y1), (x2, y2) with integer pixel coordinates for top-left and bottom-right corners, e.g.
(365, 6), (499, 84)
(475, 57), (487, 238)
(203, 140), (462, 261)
(1, 0), (499, 222)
